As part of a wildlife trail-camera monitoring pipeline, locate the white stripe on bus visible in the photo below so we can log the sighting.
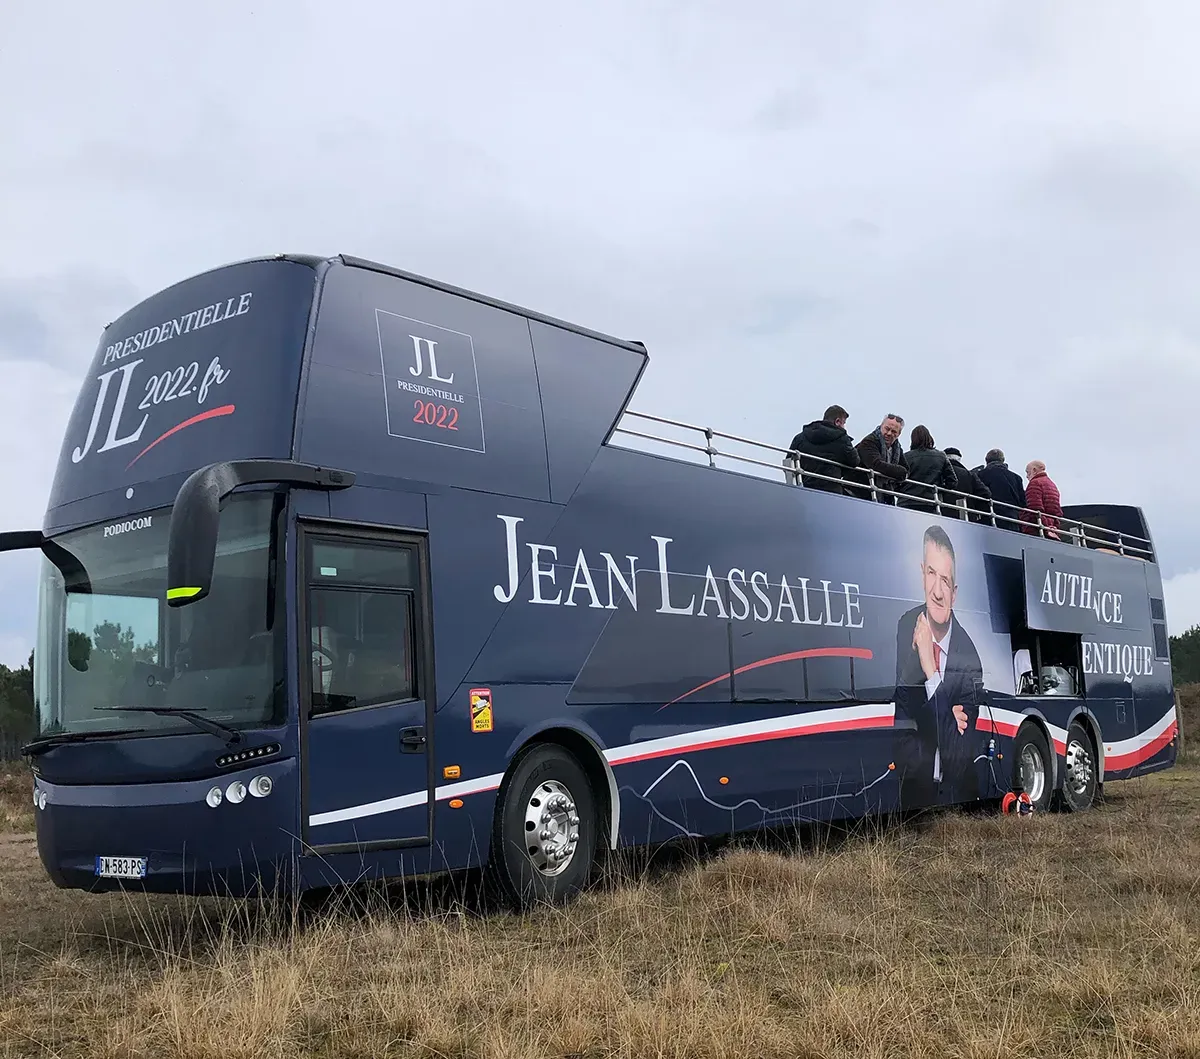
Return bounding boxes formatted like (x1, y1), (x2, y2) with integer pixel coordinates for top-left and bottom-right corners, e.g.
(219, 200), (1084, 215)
(307, 701), (1179, 827)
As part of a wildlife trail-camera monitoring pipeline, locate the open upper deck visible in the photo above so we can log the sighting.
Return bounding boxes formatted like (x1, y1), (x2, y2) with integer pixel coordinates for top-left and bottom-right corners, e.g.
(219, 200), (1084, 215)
(607, 410), (1157, 564)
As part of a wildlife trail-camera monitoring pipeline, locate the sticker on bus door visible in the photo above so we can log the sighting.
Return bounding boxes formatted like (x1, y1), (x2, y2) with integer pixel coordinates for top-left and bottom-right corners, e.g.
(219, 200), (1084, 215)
(470, 688), (493, 732)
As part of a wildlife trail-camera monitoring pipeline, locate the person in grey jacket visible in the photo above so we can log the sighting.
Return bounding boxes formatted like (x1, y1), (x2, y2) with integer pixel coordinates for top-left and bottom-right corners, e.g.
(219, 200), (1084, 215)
(898, 425), (957, 513)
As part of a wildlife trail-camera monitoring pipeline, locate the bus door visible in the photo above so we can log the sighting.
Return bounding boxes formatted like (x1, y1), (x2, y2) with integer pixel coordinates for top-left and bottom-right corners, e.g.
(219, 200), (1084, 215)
(299, 524), (435, 853)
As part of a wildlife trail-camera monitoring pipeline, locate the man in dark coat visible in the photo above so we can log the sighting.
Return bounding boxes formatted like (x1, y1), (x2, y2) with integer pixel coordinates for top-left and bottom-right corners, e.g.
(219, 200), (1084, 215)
(893, 525), (985, 809)
(945, 447), (992, 522)
(787, 405), (860, 494)
(848, 413), (908, 503)
(975, 448), (1026, 529)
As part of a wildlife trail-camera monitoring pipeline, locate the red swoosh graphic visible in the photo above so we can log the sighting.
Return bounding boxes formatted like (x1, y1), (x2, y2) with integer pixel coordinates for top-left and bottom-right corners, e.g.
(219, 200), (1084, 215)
(1103, 722), (1178, 771)
(975, 714), (1179, 772)
(659, 647), (874, 710)
(125, 405), (236, 469)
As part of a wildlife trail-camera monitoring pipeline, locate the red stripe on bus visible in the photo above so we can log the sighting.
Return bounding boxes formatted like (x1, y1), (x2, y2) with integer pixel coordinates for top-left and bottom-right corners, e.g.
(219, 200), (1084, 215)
(1103, 723), (1177, 771)
(125, 405), (236, 469)
(977, 714), (1177, 770)
(660, 647), (874, 709)
(976, 715), (1066, 754)
(611, 713), (895, 766)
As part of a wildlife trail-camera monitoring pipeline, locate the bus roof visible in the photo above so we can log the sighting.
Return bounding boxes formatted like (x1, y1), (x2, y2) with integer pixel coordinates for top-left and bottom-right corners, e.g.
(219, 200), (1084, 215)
(337, 255), (649, 354)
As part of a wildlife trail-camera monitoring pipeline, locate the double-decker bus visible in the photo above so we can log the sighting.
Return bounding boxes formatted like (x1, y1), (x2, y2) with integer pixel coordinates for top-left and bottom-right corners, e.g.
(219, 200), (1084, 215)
(1, 253), (1179, 908)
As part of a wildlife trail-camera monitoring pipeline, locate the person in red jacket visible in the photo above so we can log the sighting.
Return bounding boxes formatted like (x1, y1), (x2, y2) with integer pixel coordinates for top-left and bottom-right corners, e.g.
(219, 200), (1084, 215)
(1021, 460), (1063, 538)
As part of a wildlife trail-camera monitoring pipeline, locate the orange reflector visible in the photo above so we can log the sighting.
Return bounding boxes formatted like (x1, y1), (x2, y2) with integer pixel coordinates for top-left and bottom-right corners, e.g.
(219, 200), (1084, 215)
(443, 765), (461, 780)
(449, 798), (464, 809)
(719, 776), (729, 785)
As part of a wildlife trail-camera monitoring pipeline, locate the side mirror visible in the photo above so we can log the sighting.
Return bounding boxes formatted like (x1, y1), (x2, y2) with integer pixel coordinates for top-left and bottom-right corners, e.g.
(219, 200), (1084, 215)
(166, 459), (355, 608)
(0, 530), (92, 593)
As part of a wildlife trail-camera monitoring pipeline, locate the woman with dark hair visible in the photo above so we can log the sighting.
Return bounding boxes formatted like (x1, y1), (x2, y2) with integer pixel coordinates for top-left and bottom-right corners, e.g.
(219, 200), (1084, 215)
(899, 425), (957, 513)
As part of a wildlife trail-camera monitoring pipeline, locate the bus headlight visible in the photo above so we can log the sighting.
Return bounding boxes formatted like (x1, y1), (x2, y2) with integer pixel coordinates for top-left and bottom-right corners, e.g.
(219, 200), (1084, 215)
(226, 780), (247, 804)
(206, 786), (223, 808)
(248, 775), (273, 798)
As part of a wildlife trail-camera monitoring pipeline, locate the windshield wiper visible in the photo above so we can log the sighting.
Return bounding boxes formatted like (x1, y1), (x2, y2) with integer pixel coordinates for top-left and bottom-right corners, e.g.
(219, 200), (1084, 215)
(22, 728), (147, 757)
(93, 706), (244, 746)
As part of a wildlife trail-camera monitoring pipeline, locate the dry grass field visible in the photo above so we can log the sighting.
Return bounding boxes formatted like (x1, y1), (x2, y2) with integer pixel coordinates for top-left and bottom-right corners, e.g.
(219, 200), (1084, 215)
(0, 687), (1197, 1058)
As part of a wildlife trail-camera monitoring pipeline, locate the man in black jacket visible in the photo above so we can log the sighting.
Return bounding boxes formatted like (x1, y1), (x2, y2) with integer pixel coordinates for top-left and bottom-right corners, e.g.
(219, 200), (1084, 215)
(788, 405), (860, 493)
(974, 448), (1026, 528)
(944, 447), (991, 522)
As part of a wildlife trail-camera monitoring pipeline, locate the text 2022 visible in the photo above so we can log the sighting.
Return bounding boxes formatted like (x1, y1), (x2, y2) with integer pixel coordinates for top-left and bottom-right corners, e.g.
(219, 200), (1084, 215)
(413, 400), (459, 430)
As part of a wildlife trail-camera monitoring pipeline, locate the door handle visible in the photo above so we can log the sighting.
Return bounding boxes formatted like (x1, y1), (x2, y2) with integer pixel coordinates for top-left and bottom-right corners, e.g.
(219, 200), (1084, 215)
(400, 726), (426, 752)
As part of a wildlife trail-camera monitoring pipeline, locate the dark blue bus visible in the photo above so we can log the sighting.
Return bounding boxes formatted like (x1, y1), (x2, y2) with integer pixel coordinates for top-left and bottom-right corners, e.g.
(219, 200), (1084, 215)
(1, 253), (1179, 907)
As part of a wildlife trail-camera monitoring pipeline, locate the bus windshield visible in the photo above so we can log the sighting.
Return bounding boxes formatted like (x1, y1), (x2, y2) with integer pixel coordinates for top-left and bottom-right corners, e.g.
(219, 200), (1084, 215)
(34, 492), (286, 739)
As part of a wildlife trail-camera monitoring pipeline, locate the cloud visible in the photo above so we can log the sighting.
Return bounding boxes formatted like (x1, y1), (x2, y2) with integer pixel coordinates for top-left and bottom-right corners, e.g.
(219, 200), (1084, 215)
(1, 0), (1198, 668)
(0, 270), (138, 371)
(1164, 569), (1200, 638)
(753, 84), (822, 133)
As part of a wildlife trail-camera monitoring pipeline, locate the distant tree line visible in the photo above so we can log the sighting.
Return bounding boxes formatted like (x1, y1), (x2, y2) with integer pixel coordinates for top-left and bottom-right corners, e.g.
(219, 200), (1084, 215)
(1172, 625), (1200, 686)
(0, 651), (34, 743)
(0, 621), (156, 742)
(2, 622), (1200, 743)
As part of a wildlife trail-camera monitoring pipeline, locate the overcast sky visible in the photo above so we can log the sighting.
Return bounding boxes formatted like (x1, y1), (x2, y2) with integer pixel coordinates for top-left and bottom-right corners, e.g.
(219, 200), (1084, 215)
(2, 0), (1199, 669)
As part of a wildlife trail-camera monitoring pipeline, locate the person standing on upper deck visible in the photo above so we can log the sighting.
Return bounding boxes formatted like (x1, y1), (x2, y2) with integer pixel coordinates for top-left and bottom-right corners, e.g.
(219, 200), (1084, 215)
(850, 413), (909, 504)
(944, 447), (991, 522)
(788, 405), (860, 494)
(974, 449), (1026, 529)
(1021, 460), (1063, 539)
(897, 426), (956, 513)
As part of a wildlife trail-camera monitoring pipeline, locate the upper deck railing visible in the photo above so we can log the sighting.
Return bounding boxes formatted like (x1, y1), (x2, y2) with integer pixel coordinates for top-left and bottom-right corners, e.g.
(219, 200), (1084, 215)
(610, 410), (1155, 562)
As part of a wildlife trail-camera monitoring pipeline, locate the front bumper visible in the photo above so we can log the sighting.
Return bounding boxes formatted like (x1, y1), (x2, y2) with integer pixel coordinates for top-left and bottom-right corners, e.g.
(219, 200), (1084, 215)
(32, 757), (299, 898)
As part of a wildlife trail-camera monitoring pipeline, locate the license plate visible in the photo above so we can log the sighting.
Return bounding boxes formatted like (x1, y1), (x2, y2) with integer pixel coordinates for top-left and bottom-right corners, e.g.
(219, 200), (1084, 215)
(94, 855), (147, 879)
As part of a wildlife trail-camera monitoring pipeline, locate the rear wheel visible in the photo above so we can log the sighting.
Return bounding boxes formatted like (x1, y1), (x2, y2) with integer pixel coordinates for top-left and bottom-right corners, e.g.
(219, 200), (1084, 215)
(486, 743), (598, 910)
(1055, 720), (1098, 812)
(1012, 724), (1053, 814)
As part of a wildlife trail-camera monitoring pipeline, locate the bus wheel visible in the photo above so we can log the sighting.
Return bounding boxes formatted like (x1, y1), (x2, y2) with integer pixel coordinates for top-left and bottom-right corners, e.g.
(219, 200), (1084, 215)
(1011, 724), (1053, 814)
(1055, 721), (1098, 812)
(487, 743), (597, 910)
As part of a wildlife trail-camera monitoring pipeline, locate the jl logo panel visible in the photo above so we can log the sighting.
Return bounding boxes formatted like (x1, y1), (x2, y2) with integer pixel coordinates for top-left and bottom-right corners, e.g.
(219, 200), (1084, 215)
(470, 688), (494, 733)
(375, 309), (486, 453)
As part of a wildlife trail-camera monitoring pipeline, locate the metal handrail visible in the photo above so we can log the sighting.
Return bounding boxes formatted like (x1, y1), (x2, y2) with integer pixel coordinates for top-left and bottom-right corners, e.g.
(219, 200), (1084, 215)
(611, 410), (1154, 561)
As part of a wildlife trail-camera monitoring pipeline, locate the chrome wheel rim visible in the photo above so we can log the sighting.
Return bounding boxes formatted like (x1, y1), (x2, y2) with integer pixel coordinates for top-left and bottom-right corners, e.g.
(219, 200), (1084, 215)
(523, 779), (580, 877)
(1019, 742), (1046, 804)
(1065, 737), (1094, 797)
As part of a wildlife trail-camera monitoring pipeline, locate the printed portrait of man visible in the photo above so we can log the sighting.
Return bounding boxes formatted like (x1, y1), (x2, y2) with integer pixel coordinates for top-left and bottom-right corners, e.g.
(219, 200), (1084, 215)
(893, 524), (985, 808)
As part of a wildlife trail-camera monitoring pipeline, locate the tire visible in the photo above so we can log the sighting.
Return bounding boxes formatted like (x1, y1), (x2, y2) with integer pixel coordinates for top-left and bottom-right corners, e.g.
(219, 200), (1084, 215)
(1054, 720), (1098, 812)
(1011, 723), (1054, 814)
(486, 743), (598, 910)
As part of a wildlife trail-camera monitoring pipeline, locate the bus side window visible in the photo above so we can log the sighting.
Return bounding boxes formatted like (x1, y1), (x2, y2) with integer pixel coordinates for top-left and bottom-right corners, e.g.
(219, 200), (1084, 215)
(307, 537), (418, 715)
(348, 591), (415, 705)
